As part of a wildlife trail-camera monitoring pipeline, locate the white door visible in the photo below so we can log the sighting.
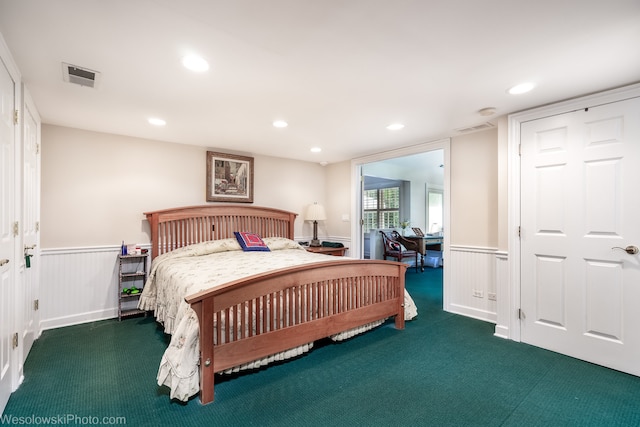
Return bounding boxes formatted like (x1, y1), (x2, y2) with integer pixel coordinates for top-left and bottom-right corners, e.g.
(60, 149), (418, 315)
(20, 89), (40, 369)
(0, 56), (16, 414)
(520, 97), (640, 375)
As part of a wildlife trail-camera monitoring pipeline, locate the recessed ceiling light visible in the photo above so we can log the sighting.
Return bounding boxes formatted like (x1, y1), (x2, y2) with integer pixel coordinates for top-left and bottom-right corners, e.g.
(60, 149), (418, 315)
(310, 147), (322, 153)
(148, 117), (166, 126)
(386, 123), (405, 130)
(508, 82), (535, 95)
(273, 120), (288, 128)
(182, 54), (209, 72)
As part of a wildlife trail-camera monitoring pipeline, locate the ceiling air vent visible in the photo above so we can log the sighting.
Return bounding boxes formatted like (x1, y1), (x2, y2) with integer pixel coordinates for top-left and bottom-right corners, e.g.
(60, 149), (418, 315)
(455, 122), (495, 133)
(62, 62), (101, 88)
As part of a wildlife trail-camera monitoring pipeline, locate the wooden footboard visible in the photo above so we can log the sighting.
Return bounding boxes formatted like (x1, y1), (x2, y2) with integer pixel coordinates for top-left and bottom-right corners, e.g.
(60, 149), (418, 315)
(185, 259), (407, 404)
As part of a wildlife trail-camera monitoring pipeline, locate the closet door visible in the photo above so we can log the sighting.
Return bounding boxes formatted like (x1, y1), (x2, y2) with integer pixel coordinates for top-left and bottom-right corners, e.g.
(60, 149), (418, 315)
(520, 97), (640, 375)
(19, 88), (40, 371)
(0, 54), (16, 415)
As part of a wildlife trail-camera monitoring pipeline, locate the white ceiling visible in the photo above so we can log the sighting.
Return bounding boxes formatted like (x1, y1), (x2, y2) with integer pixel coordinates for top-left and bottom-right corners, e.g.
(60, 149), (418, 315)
(0, 0), (638, 165)
(364, 150), (444, 186)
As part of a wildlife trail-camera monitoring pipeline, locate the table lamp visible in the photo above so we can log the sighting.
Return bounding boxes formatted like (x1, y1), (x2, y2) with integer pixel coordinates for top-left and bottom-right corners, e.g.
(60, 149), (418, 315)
(305, 203), (326, 247)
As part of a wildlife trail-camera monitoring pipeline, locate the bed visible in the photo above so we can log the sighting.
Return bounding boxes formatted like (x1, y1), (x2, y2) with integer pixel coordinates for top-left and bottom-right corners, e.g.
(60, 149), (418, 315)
(139, 205), (415, 404)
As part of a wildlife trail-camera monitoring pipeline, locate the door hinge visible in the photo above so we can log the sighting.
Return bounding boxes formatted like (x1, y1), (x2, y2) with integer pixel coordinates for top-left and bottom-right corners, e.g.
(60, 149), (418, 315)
(518, 226), (521, 238)
(36, 143), (40, 155)
(35, 221), (40, 232)
(34, 299), (39, 311)
(12, 332), (18, 349)
(13, 110), (19, 125)
(518, 144), (521, 156)
(13, 222), (19, 237)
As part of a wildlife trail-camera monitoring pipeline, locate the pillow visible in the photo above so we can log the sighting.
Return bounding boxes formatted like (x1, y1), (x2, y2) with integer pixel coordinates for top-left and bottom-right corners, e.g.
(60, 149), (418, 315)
(262, 237), (305, 251)
(386, 240), (408, 252)
(387, 240), (402, 252)
(234, 232), (270, 252)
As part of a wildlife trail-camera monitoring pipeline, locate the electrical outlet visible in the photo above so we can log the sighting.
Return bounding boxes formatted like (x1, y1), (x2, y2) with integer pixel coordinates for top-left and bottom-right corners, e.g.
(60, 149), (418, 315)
(488, 293), (497, 301)
(472, 290), (483, 298)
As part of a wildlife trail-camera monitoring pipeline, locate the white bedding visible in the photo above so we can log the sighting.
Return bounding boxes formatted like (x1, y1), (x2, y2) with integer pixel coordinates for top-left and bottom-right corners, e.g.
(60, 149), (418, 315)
(138, 237), (417, 401)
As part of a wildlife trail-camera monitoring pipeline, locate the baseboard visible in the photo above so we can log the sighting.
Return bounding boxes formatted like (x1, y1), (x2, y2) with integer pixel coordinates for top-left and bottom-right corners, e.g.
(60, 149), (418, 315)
(40, 308), (118, 331)
(493, 324), (510, 339)
(448, 303), (497, 323)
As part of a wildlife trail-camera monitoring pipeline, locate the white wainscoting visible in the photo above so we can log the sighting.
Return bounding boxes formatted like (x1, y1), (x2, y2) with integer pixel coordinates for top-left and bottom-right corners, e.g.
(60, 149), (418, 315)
(39, 245), (149, 330)
(39, 238), (352, 331)
(41, 241), (503, 332)
(447, 245), (499, 323)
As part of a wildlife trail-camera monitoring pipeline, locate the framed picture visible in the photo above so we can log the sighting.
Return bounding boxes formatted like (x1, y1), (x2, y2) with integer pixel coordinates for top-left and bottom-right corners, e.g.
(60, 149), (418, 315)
(206, 151), (254, 203)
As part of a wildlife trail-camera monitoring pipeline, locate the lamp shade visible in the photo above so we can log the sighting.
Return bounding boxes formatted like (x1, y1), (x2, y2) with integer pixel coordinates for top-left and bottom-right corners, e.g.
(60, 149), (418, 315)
(305, 203), (326, 221)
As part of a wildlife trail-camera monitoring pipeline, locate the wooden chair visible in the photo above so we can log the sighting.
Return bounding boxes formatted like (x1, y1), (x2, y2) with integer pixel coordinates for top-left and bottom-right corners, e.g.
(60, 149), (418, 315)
(379, 230), (420, 273)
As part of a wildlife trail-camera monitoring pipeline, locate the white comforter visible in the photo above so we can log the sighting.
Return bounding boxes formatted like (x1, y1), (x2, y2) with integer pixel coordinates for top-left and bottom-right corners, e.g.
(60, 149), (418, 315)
(138, 237), (417, 401)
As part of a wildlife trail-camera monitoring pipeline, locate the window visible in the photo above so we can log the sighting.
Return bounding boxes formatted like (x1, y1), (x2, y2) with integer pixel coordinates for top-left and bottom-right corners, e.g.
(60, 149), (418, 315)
(427, 189), (443, 233)
(363, 187), (400, 232)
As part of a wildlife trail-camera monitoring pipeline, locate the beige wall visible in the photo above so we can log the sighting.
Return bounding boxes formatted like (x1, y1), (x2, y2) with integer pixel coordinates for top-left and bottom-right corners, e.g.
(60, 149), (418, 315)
(450, 128), (499, 248)
(496, 116), (509, 251)
(325, 127), (504, 252)
(42, 124), (504, 250)
(323, 161), (352, 238)
(41, 125), (327, 248)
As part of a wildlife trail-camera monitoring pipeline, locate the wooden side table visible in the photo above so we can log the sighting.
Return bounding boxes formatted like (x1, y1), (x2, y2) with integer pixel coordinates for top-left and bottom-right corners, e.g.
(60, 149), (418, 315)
(306, 246), (348, 256)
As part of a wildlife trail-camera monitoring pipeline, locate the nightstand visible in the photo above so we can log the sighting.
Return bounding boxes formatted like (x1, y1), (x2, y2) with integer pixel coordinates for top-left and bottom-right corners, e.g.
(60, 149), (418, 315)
(306, 246), (348, 256)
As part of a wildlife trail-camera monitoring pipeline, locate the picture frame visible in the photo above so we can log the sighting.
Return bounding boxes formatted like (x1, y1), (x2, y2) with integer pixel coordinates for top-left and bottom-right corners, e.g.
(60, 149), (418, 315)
(206, 151), (254, 203)
(412, 227), (425, 237)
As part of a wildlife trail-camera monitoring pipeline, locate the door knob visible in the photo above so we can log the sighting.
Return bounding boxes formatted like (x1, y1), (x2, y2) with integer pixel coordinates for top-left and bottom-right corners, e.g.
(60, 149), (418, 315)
(612, 245), (639, 255)
(0, 259), (9, 266)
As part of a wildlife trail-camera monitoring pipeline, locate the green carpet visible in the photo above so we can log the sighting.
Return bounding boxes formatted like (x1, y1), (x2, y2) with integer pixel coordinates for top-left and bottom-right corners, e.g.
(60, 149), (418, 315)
(4, 269), (640, 426)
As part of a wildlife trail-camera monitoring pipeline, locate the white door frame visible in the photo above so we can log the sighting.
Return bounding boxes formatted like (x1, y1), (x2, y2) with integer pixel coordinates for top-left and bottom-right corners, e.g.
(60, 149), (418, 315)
(505, 82), (640, 342)
(351, 138), (451, 306)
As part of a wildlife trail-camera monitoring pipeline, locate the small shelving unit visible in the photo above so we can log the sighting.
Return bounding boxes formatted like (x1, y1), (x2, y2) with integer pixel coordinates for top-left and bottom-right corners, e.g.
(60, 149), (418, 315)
(117, 253), (148, 320)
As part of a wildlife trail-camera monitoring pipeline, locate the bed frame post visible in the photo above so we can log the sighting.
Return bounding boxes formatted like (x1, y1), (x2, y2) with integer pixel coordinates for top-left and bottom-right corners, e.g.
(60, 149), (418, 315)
(191, 298), (216, 404)
(145, 212), (159, 260)
(395, 264), (406, 330)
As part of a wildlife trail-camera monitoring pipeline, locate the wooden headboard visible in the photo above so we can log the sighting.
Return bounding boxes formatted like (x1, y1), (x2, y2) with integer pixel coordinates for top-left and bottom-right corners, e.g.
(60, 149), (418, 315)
(144, 205), (297, 259)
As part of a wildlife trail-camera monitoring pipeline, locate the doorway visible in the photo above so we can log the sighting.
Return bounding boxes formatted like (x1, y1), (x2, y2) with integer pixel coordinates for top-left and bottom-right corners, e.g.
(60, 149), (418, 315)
(351, 138), (450, 306)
